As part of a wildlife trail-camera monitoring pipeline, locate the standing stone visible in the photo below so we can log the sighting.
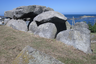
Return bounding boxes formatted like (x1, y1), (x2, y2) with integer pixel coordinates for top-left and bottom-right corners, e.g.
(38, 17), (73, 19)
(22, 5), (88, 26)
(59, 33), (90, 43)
(56, 22), (92, 54)
(34, 23), (57, 39)
(56, 29), (75, 46)
(74, 28), (92, 54)
(6, 19), (28, 32)
(56, 29), (92, 54)
(12, 45), (64, 64)
(73, 22), (89, 29)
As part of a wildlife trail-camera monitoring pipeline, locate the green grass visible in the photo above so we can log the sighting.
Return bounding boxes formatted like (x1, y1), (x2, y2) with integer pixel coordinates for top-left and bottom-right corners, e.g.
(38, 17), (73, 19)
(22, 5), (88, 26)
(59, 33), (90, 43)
(0, 25), (96, 64)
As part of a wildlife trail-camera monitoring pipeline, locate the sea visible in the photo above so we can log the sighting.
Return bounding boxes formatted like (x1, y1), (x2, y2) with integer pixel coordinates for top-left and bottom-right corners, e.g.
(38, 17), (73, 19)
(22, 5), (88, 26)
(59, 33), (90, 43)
(0, 14), (96, 26)
(64, 14), (96, 25)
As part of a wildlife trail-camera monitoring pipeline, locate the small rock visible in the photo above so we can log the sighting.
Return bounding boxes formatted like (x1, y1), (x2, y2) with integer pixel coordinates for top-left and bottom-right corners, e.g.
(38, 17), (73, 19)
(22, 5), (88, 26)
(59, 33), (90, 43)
(12, 45), (64, 64)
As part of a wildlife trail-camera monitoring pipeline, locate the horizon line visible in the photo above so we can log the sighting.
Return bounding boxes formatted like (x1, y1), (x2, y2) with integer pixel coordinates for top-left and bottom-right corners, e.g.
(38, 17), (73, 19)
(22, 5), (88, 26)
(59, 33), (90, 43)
(0, 13), (96, 16)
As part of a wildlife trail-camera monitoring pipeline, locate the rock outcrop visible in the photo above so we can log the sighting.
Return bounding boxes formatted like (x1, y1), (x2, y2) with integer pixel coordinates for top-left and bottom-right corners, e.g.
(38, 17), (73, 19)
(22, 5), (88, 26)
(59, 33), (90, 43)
(4, 5), (54, 19)
(12, 45), (64, 64)
(56, 22), (92, 54)
(6, 19), (28, 32)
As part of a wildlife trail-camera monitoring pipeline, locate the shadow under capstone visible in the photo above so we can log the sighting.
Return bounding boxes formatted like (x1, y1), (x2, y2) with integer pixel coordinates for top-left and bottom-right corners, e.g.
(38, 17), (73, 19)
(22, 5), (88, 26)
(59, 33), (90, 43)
(35, 17), (67, 38)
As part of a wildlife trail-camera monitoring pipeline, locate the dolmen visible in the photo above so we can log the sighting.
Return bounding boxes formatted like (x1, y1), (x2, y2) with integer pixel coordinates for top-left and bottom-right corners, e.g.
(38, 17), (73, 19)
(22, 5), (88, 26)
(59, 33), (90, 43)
(4, 5), (92, 54)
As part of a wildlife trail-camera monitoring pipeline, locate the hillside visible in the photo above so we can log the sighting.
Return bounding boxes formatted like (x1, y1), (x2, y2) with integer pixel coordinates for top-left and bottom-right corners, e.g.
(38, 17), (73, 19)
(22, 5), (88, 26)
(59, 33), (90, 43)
(0, 25), (96, 64)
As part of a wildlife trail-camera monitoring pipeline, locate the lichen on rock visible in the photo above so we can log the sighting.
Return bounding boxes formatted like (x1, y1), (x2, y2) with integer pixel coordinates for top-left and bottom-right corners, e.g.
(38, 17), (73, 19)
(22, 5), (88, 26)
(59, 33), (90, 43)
(12, 45), (64, 64)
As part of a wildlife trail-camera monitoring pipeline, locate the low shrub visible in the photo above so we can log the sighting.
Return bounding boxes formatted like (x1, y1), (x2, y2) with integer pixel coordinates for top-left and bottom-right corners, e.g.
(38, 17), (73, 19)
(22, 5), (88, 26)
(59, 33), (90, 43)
(87, 21), (96, 33)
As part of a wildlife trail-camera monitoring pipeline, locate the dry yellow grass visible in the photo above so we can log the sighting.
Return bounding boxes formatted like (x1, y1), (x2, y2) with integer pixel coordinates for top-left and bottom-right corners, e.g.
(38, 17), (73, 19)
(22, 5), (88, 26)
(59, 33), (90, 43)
(0, 25), (96, 64)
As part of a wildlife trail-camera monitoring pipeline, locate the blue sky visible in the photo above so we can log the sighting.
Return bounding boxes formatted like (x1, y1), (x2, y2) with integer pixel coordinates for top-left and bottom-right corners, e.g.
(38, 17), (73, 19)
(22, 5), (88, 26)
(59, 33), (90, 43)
(0, 0), (96, 15)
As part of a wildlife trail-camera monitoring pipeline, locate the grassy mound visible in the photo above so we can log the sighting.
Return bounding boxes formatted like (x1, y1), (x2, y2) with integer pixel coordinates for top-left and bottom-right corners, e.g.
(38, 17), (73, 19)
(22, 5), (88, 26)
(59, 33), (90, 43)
(0, 25), (96, 64)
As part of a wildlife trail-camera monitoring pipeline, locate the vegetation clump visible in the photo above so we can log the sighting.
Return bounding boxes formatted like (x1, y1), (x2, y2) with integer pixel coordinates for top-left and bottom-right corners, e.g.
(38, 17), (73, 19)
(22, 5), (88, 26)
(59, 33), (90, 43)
(87, 21), (96, 33)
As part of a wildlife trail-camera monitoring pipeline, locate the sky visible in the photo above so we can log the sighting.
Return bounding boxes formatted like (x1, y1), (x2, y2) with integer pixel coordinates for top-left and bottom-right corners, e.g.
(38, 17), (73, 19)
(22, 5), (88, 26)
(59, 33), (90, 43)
(0, 0), (96, 15)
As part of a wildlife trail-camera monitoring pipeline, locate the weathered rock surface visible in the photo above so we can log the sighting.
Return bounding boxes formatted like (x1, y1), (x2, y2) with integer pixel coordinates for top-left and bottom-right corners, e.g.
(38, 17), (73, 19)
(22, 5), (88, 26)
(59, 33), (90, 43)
(12, 45), (64, 64)
(33, 11), (67, 22)
(4, 10), (15, 19)
(6, 19), (27, 31)
(31, 11), (70, 35)
(3, 18), (10, 25)
(56, 22), (92, 54)
(73, 22), (90, 37)
(34, 23), (57, 39)
(73, 22), (89, 29)
(4, 5), (71, 39)
(4, 5), (54, 19)
(56, 29), (92, 54)
(29, 21), (38, 33)
(65, 21), (71, 29)
(56, 29), (74, 46)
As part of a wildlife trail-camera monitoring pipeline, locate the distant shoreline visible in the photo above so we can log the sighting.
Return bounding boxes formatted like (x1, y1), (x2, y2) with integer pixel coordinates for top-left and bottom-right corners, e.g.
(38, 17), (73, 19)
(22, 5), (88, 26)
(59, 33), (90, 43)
(80, 15), (96, 18)
(1, 14), (96, 19)
(67, 15), (96, 20)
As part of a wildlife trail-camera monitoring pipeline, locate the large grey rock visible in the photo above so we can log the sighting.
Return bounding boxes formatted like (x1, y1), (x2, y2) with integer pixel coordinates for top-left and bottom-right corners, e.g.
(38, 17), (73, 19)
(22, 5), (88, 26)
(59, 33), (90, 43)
(56, 29), (75, 46)
(4, 10), (15, 19)
(73, 22), (89, 29)
(32, 11), (70, 35)
(33, 11), (67, 22)
(73, 22), (90, 36)
(56, 29), (92, 54)
(6, 19), (27, 32)
(29, 21), (38, 33)
(4, 5), (54, 19)
(34, 23), (57, 39)
(12, 45), (64, 64)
